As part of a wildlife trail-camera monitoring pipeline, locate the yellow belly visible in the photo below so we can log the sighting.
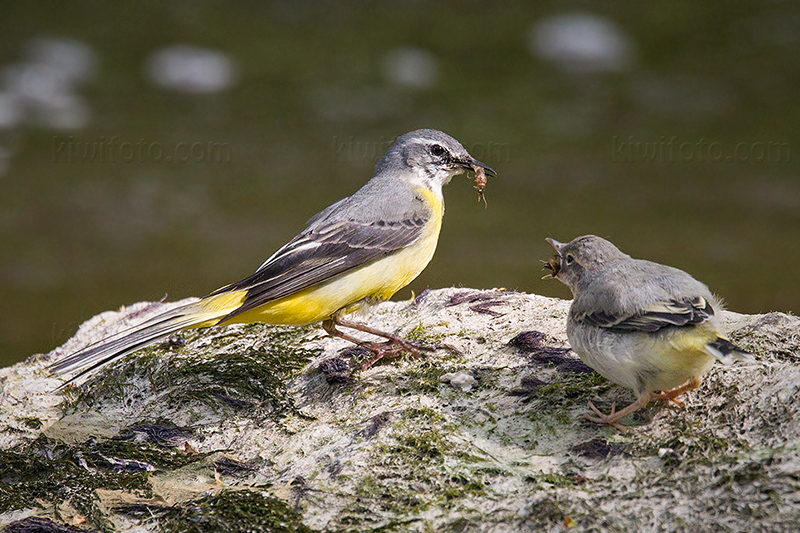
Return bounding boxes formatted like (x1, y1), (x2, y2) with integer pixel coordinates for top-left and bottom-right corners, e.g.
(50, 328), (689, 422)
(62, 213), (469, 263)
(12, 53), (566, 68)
(637, 323), (719, 392)
(217, 187), (443, 326)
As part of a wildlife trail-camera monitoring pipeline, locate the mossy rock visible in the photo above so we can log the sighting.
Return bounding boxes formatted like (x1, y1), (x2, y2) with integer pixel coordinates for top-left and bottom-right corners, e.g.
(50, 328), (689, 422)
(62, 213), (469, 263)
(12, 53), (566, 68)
(1, 290), (799, 531)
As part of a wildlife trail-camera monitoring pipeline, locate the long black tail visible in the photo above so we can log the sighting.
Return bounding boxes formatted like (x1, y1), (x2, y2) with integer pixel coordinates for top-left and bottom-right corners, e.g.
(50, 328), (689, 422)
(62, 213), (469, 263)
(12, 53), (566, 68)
(49, 292), (246, 388)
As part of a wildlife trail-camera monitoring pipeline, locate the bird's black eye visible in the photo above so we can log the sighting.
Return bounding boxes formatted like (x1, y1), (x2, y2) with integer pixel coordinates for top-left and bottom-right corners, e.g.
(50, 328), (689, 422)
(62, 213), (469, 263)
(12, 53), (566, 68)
(430, 144), (446, 157)
(565, 254), (575, 265)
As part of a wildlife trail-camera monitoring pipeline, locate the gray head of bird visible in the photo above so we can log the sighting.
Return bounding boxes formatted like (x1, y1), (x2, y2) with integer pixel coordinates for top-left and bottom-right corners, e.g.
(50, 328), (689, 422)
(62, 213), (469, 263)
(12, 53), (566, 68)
(377, 129), (496, 188)
(543, 235), (630, 293)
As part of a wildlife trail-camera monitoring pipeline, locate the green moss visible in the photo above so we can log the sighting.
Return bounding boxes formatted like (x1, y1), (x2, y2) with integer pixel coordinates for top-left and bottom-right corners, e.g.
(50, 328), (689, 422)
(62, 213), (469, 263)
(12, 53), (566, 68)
(635, 420), (747, 471)
(388, 408), (451, 461)
(524, 472), (580, 489)
(0, 430), (306, 532)
(338, 406), (488, 526)
(87, 437), (209, 471)
(67, 325), (318, 421)
(522, 371), (613, 429)
(122, 489), (315, 533)
(393, 366), (449, 395)
(520, 495), (574, 531)
(0, 435), (153, 531)
(404, 321), (451, 345)
(403, 406), (448, 425)
(713, 460), (767, 486)
(521, 497), (567, 526)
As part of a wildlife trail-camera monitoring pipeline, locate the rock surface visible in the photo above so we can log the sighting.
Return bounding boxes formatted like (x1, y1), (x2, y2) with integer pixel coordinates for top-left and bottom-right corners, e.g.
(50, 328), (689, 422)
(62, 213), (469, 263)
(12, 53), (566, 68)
(0, 288), (798, 532)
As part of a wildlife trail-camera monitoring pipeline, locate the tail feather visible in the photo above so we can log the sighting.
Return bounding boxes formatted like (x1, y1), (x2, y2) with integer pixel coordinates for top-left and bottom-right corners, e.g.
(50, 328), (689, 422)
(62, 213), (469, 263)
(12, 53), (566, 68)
(49, 298), (237, 388)
(704, 337), (753, 365)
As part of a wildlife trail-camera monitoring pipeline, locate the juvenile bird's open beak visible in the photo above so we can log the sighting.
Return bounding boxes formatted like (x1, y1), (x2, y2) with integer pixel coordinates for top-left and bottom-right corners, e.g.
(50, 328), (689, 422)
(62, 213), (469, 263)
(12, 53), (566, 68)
(546, 238), (565, 254)
(542, 238), (564, 279)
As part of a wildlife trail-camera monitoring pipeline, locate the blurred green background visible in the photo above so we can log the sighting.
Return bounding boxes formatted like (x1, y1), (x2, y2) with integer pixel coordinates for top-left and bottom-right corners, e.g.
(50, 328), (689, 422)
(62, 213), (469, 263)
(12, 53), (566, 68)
(1, 1), (798, 367)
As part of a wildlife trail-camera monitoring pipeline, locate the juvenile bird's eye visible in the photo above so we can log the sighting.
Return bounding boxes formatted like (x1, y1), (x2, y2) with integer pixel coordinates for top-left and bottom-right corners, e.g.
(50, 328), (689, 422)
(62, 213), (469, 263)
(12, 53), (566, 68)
(565, 254), (575, 265)
(430, 144), (446, 157)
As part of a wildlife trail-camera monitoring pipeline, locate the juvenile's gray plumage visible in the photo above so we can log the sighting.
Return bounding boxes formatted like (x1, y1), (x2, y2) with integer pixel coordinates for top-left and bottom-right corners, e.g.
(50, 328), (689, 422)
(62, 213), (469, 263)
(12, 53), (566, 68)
(544, 235), (750, 430)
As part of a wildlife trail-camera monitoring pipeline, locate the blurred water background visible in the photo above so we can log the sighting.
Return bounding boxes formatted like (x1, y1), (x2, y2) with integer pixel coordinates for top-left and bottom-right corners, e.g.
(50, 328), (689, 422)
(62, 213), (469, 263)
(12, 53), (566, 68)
(1, 1), (798, 367)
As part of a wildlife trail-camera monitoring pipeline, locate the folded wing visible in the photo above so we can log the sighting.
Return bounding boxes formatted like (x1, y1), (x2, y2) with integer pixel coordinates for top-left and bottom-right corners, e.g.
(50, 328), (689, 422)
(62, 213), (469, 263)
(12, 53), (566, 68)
(214, 212), (429, 321)
(578, 296), (714, 333)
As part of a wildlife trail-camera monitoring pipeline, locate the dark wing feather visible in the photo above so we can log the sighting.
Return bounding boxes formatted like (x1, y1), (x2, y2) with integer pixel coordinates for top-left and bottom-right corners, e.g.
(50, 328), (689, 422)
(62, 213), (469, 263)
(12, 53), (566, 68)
(580, 296), (714, 333)
(212, 212), (429, 320)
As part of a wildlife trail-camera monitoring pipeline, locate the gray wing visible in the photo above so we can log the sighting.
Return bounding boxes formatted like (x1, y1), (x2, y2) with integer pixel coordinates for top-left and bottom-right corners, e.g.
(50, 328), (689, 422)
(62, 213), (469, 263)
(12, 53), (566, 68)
(578, 296), (714, 333)
(304, 197), (349, 227)
(211, 209), (430, 321)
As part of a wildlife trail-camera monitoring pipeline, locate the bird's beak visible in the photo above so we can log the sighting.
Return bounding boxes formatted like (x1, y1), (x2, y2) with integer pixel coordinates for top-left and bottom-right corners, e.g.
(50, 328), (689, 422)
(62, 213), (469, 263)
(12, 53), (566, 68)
(454, 157), (497, 177)
(546, 238), (565, 254)
(468, 157), (497, 177)
(542, 238), (564, 279)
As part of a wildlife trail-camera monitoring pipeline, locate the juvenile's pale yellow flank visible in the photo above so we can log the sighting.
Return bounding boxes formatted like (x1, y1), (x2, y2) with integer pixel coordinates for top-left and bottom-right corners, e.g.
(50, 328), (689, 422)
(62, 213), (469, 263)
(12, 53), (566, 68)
(50, 130), (494, 387)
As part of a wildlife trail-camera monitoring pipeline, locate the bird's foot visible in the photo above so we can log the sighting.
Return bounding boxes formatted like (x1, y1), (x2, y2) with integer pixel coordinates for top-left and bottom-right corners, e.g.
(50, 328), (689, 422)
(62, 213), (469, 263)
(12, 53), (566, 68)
(651, 377), (702, 408)
(323, 316), (446, 370)
(585, 402), (631, 432)
(357, 336), (436, 370)
(585, 395), (650, 432)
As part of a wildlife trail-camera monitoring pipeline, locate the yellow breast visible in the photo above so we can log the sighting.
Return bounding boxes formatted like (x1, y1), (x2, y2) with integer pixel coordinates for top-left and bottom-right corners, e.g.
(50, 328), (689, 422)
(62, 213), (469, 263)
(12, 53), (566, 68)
(224, 187), (444, 326)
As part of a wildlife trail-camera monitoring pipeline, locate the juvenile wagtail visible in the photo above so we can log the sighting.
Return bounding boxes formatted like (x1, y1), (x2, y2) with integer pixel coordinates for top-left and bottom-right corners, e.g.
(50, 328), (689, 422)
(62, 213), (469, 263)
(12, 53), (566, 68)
(51, 129), (496, 387)
(543, 235), (751, 431)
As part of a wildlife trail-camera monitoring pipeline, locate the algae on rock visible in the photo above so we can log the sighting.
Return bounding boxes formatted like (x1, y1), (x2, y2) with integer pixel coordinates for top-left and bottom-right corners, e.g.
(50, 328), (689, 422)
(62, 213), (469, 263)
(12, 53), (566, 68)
(0, 289), (799, 531)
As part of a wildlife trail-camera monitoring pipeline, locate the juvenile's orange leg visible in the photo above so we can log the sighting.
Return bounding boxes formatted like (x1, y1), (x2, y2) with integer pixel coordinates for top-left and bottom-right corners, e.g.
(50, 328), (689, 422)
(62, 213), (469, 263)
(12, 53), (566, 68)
(652, 377), (702, 407)
(586, 394), (652, 432)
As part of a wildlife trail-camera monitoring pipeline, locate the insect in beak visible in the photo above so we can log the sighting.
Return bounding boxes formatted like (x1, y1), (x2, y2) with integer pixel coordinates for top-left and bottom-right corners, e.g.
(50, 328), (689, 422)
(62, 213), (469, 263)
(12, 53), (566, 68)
(541, 255), (561, 279)
(471, 165), (488, 206)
